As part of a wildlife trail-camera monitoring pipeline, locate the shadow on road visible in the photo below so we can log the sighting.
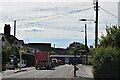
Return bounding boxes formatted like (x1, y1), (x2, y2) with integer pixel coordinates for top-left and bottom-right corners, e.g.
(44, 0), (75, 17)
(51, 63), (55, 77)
(14, 69), (27, 73)
(2, 78), (93, 80)
(77, 76), (93, 80)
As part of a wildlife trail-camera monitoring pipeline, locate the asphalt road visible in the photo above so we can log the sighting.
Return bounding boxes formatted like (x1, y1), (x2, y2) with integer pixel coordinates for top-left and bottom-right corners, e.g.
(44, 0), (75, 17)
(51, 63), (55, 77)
(2, 64), (93, 80)
(2, 64), (74, 78)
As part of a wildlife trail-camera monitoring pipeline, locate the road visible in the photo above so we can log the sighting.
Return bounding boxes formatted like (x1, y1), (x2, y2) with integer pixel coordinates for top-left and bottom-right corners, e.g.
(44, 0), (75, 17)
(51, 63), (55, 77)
(2, 64), (93, 80)
(2, 64), (73, 78)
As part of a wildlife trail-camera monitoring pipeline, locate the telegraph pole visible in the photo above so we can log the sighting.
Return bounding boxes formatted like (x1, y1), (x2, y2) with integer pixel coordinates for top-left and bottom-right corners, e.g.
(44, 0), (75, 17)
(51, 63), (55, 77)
(94, 0), (99, 48)
(13, 20), (16, 68)
(13, 20), (16, 57)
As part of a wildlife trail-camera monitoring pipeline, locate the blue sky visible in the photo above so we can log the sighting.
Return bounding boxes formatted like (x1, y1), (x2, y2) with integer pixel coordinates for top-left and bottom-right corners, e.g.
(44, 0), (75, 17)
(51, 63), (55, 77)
(0, 0), (119, 48)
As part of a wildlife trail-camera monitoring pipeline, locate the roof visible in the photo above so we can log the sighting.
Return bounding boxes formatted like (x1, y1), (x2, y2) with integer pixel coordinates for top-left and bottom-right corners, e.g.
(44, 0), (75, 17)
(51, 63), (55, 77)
(28, 43), (51, 45)
(28, 43), (51, 52)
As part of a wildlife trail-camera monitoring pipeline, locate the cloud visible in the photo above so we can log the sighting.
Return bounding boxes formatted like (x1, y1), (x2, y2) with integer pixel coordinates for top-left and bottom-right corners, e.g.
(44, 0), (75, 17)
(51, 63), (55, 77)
(0, 0), (119, 2)
(0, 2), (119, 48)
(19, 27), (45, 32)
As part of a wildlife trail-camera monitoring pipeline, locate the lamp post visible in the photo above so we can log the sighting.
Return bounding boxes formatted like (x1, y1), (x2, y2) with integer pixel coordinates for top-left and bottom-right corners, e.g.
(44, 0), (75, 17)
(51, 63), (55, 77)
(74, 49), (77, 77)
(81, 24), (87, 49)
(79, 19), (95, 48)
(73, 44), (80, 77)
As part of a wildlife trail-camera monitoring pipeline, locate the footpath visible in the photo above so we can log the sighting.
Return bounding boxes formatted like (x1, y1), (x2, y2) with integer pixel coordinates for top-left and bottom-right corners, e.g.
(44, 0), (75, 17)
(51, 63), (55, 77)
(68, 64), (93, 80)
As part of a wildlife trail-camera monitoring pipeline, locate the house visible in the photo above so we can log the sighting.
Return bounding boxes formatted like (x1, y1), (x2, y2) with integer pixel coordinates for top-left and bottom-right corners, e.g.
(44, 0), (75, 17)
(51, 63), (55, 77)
(0, 33), (11, 48)
(1, 24), (24, 48)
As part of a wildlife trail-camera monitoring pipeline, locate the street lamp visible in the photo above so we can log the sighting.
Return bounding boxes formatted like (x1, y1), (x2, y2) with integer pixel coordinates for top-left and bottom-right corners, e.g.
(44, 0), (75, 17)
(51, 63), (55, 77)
(79, 19), (95, 48)
(74, 48), (87, 77)
(72, 44), (80, 77)
(79, 19), (95, 22)
(80, 24), (88, 50)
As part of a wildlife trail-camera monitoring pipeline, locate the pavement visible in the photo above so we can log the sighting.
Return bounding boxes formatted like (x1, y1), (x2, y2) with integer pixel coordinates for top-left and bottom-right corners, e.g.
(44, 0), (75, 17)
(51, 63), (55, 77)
(76, 64), (93, 79)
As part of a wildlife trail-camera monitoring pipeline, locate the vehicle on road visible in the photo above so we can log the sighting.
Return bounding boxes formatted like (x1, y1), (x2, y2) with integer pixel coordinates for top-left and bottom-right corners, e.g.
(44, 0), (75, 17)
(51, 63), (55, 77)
(57, 59), (63, 65)
(18, 60), (27, 68)
(51, 58), (59, 66)
(34, 51), (51, 70)
(6, 61), (15, 70)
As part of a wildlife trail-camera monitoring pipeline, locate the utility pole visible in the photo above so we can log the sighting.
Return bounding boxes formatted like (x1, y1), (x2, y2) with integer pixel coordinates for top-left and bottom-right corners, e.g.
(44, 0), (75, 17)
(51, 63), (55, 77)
(13, 20), (16, 62)
(94, 0), (99, 48)
(13, 20), (16, 56)
(85, 24), (87, 49)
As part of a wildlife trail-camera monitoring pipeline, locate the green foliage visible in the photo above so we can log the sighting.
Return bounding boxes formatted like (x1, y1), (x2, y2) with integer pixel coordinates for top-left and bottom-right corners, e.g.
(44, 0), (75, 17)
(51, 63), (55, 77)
(92, 47), (120, 78)
(1, 46), (20, 64)
(92, 26), (120, 79)
(50, 51), (56, 55)
(68, 42), (89, 55)
(2, 48), (7, 64)
(100, 26), (120, 48)
(22, 54), (34, 67)
(11, 45), (20, 58)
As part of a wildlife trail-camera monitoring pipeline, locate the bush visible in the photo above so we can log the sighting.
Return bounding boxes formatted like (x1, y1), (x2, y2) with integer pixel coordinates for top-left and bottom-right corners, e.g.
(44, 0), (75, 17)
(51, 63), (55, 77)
(2, 48), (8, 64)
(22, 54), (34, 67)
(92, 47), (120, 79)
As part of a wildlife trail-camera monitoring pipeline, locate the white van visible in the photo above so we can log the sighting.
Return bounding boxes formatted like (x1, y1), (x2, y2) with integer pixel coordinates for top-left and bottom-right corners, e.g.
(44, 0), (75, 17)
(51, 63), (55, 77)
(19, 60), (26, 68)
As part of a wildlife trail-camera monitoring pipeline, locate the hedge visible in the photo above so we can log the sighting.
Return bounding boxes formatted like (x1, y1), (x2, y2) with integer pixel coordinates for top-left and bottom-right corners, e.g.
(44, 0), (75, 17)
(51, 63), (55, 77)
(92, 47), (120, 79)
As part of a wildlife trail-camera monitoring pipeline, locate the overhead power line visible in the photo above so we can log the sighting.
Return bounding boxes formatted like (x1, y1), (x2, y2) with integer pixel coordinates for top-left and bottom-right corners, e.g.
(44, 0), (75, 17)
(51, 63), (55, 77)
(17, 6), (93, 22)
(18, 6), (93, 26)
(100, 7), (120, 20)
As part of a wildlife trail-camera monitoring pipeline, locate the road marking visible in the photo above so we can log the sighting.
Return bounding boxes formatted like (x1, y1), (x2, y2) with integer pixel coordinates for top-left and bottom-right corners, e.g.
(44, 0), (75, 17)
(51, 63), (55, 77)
(66, 66), (73, 80)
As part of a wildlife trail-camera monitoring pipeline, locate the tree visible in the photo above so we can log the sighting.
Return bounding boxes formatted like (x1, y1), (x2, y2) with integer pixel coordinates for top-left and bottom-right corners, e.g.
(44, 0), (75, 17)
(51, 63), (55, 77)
(68, 42), (89, 55)
(10, 45), (20, 59)
(92, 25), (120, 79)
(99, 25), (120, 48)
(2, 48), (8, 64)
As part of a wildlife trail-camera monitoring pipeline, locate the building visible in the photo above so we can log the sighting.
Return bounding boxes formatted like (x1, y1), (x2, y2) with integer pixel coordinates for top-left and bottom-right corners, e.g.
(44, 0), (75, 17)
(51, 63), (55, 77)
(51, 48), (68, 55)
(50, 55), (82, 64)
(0, 24), (24, 48)
(27, 43), (51, 53)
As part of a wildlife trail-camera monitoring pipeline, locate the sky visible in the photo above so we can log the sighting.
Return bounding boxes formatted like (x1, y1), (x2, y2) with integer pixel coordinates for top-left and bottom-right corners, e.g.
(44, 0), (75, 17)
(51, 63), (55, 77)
(0, 0), (119, 48)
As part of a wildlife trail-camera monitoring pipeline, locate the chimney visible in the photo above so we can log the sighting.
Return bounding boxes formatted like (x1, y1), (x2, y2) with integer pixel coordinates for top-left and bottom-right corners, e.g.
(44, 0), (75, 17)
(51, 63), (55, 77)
(4, 24), (11, 36)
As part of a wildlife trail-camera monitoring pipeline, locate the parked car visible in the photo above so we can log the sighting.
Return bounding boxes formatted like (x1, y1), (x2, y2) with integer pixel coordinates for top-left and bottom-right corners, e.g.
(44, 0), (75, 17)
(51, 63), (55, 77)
(51, 58), (59, 66)
(57, 59), (63, 65)
(6, 61), (15, 70)
(18, 60), (26, 68)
